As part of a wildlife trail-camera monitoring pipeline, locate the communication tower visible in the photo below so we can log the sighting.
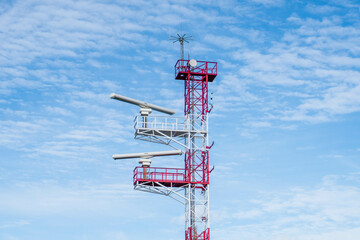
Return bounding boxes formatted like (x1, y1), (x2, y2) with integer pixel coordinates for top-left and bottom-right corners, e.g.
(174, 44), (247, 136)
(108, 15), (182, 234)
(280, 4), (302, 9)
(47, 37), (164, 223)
(111, 33), (217, 240)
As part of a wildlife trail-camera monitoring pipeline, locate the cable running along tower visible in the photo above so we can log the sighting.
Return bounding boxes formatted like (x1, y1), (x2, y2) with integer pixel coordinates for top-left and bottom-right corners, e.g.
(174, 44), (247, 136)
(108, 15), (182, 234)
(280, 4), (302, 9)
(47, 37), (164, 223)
(111, 34), (217, 240)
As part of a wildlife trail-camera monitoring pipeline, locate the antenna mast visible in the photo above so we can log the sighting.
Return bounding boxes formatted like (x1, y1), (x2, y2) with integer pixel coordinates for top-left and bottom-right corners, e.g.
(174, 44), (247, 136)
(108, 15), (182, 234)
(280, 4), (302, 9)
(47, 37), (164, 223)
(170, 33), (193, 60)
(111, 33), (217, 240)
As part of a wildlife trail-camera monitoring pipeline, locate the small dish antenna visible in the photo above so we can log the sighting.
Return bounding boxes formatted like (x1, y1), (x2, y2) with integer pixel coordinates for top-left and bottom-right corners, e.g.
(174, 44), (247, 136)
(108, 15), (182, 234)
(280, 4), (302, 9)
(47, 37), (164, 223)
(189, 59), (197, 67)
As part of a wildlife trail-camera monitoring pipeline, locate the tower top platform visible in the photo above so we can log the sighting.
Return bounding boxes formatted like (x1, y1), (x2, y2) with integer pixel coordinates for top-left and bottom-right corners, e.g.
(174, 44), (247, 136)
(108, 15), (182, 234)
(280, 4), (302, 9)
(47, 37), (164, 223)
(175, 59), (217, 82)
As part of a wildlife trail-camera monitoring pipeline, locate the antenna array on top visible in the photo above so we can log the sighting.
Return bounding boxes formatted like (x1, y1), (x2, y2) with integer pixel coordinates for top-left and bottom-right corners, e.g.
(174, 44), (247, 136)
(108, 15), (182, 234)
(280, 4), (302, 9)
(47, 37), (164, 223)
(169, 33), (193, 60)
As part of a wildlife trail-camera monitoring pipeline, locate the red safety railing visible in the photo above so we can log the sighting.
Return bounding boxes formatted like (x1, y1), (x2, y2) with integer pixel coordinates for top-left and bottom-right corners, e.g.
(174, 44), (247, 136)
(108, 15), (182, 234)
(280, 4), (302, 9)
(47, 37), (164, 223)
(175, 60), (217, 79)
(134, 167), (187, 184)
(185, 228), (210, 240)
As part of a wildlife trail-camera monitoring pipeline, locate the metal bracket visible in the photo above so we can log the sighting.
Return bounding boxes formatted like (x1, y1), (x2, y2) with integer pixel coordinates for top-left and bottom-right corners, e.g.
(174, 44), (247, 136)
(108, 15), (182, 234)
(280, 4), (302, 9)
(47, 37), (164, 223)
(208, 141), (214, 149)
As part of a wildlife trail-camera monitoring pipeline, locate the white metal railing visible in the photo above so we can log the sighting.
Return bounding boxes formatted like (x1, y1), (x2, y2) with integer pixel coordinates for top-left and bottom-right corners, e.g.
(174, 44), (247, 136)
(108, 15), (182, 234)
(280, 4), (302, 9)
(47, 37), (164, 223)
(134, 114), (208, 133)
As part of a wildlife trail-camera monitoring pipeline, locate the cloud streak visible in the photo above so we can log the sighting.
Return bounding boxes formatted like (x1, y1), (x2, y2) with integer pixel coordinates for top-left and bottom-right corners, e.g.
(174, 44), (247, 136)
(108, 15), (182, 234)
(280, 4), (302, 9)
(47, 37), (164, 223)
(215, 8), (360, 125)
(212, 173), (360, 240)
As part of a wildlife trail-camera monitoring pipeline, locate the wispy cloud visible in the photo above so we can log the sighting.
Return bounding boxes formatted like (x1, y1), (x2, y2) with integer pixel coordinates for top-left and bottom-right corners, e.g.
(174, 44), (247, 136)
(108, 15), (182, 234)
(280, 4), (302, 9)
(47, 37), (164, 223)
(249, 0), (284, 7)
(0, 181), (137, 216)
(306, 4), (340, 14)
(0, 220), (30, 229)
(215, 10), (360, 125)
(212, 173), (360, 240)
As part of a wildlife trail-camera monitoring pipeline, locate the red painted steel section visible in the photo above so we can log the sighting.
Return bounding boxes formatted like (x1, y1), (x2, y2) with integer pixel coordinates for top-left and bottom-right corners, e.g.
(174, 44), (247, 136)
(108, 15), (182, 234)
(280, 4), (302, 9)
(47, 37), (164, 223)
(175, 60), (217, 82)
(179, 59), (216, 240)
(181, 60), (215, 186)
(185, 228), (210, 240)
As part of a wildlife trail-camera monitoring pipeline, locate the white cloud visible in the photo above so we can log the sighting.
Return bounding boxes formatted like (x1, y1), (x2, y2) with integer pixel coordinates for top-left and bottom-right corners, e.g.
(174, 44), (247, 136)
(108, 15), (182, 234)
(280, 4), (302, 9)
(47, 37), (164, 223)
(298, 84), (360, 115)
(306, 4), (339, 14)
(216, 12), (360, 124)
(0, 119), (52, 148)
(0, 181), (137, 216)
(249, 0), (284, 7)
(248, 121), (271, 128)
(44, 106), (74, 116)
(233, 209), (263, 219)
(204, 34), (245, 49)
(212, 173), (360, 240)
(0, 220), (30, 229)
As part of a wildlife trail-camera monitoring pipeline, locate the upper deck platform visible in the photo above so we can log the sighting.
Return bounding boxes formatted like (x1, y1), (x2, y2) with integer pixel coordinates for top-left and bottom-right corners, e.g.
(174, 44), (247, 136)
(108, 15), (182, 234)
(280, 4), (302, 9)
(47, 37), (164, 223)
(175, 60), (217, 82)
(134, 115), (208, 138)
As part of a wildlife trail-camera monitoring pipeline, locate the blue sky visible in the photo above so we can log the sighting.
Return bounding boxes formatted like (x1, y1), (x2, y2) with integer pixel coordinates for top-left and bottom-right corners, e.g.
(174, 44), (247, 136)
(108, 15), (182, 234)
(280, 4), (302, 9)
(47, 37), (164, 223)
(1, 0), (360, 239)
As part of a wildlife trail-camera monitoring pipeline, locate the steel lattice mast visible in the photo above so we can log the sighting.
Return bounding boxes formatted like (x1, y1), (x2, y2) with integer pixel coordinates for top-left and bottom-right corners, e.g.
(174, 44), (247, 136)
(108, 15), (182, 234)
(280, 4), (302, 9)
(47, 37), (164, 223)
(111, 34), (217, 240)
(180, 57), (214, 240)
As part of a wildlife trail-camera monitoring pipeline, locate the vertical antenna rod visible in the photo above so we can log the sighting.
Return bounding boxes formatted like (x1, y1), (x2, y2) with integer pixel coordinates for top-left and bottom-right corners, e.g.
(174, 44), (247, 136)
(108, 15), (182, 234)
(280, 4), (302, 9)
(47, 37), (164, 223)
(169, 33), (193, 60)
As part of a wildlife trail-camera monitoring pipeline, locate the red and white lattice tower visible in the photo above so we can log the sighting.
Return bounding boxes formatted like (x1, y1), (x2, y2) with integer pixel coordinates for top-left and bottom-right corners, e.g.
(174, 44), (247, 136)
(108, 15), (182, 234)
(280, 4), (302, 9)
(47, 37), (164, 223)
(112, 37), (217, 240)
(177, 58), (216, 240)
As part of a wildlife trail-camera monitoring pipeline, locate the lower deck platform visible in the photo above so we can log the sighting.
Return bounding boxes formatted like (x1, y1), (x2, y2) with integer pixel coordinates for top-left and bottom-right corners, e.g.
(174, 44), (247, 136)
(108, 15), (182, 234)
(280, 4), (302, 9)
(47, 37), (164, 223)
(134, 180), (188, 188)
(133, 167), (188, 187)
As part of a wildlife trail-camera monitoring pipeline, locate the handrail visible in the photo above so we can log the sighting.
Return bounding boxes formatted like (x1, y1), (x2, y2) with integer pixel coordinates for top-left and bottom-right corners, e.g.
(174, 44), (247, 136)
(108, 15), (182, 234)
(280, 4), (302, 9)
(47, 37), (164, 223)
(175, 60), (217, 76)
(134, 167), (187, 183)
(134, 114), (208, 132)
